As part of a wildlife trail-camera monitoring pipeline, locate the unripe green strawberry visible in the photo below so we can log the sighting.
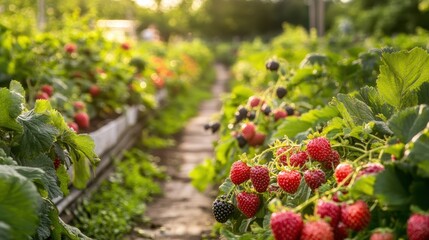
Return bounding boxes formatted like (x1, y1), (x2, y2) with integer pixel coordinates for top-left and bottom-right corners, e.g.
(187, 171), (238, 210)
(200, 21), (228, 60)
(301, 219), (334, 240)
(236, 192), (260, 218)
(270, 210), (303, 240)
(230, 161), (250, 185)
(315, 200), (341, 228)
(277, 170), (301, 194)
(304, 169), (326, 190)
(341, 200), (370, 231)
(250, 166), (270, 192)
(306, 137), (332, 162)
(407, 213), (429, 240)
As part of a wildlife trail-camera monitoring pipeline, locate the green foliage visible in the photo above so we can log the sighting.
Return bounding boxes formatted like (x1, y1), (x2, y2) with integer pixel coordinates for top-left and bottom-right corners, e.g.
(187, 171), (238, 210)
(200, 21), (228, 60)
(72, 149), (165, 239)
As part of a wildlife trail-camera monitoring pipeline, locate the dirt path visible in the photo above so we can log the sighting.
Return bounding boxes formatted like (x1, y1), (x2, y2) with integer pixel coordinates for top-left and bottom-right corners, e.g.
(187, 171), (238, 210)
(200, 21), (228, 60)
(128, 64), (229, 240)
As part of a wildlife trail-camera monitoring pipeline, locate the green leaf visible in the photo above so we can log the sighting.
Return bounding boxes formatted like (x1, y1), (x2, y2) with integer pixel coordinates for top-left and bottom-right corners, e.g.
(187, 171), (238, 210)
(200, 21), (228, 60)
(417, 82), (429, 105)
(219, 178), (235, 194)
(189, 158), (215, 192)
(273, 106), (338, 139)
(374, 164), (411, 209)
(357, 86), (394, 120)
(0, 165), (41, 239)
(337, 94), (375, 125)
(8, 80), (25, 101)
(407, 130), (429, 177)
(377, 48), (429, 109)
(0, 222), (11, 240)
(0, 88), (23, 132)
(350, 175), (376, 199)
(388, 105), (429, 143)
(15, 111), (57, 159)
(56, 165), (70, 196)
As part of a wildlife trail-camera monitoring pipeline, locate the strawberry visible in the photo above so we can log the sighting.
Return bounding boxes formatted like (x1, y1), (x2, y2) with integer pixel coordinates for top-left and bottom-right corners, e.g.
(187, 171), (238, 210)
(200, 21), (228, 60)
(277, 170), (301, 194)
(322, 150), (340, 169)
(74, 112), (90, 129)
(121, 42), (131, 50)
(315, 200), (341, 228)
(407, 213), (429, 240)
(341, 200), (370, 231)
(67, 122), (79, 132)
(236, 192), (260, 218)
(35, 91), (49, 100)
(301, 219), (334, 240)
(306, 137), (332, 162)
(248, 96), (261, 108)
(273, 109), (287, 121)
(73, 101), (86, 111)
(230, 161), (251, 185)
(276, 147), (289, 165)
(370, 229), (394, 240)
(241, 122), (256, 141)
(334, 222), (348, 240)
(250, 166), (270, 193)
(89, 85), (101, 97)
(334, 163), (354, 186)
(248, 132), (266, 147)
(304, 169), (326, 190)
(289, 151), (308, 168)
(358, 163), (384, 178)
(64, 43), (77, 54)
(270, 210), (303, 240)
(41, 84), (54, 97)
(53, 158), (61, 170)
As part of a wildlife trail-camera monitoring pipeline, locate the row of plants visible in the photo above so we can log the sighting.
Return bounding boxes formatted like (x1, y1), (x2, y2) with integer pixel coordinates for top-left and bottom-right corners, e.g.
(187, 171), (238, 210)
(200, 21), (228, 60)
(192, 25), (429, 239)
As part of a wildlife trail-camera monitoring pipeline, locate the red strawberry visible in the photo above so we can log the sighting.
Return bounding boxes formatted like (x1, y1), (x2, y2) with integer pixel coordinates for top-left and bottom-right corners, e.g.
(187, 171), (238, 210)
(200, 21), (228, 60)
(273, 109), (287, 121)
(270, 210), (303, 240)
(407, 213), (429, 240)
(322, 150), (340, 169)
(289, 151), (308, 168)
(35, 91), (49, 100)
(241, 122), (256, 141)
(341, 200), (370, 231)
(304, 169), (326, 190)
(250, 166), (270, 193)
(358, 163), (384, 178)
(306, 137), (332, 162)
(74, 112), (90, 129)
(301, 219), (334, 240)
(64, 43), (77, 53)
(334, 163), (354, 186)
(53, 158), (61, 170)
(89, 85), (101, 97)
(276, 147), (289, 165)
(248, 96), (261, 108)
(67, 122), (79, 132)
(41, 84), (54, 97)
(230, 161), (251, 185)
(236, 192), (260, 218)
(73, 101), (86, 111)
(277, 170), (301, 194)
(248, 132), (266, 147)
(334, 222), (348, 240)
(121, 42), (131, 50)
(315, 200), (341, 228)
(370, 230), (394, 240)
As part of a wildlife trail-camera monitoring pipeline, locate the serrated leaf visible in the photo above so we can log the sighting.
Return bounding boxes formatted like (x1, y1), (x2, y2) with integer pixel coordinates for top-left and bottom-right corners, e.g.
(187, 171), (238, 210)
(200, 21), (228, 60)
(189, 158), (215, 192)
(9, 80), (25, 101)
(273, 106), (338, 139)
(417, 82), (429, 105)
(357, 86), (395, 120)
(407, 130), (429, 177)
(56, 165), (70, 196)
(0, 88), (23, 132)
(388, 105), (429, 143)
(34, 200), (53, 240)
(15, 111), (57, 159)
(0, 166), (41, 239)
(350, 175), (376, 199)
(337, 94), (375, 125)
(377, 47), (429, 109)
(374, 165), (411, 209)
(219, 178), (235, 194)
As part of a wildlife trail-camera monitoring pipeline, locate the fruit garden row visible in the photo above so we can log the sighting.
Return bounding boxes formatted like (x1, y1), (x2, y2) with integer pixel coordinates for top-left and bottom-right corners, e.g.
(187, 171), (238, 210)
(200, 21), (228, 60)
(192, 26), (429, 239)
(0, 22), (214, 239)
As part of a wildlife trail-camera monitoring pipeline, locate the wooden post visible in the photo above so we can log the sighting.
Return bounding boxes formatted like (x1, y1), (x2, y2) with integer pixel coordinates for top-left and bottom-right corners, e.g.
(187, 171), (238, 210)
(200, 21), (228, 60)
(309, 0), (317, 32)
(37, 0), (46, 31)
(317, 0), (325, 36)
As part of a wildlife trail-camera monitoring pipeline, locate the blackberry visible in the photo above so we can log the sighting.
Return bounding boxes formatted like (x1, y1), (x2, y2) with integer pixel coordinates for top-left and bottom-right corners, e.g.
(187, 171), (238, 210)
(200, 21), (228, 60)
(236, 135), (247, 148)
(262, 105), (271, 116)
(211, 122), (220, 133)
(247, 111), (256, 120)
(276, 87), (287, 99)
(285, 106), (294, 116)
(266, 60), (280, 71)
(237, 106), (248, 118)
(203, 123), (211, 131)
(212, 196), (234, 223)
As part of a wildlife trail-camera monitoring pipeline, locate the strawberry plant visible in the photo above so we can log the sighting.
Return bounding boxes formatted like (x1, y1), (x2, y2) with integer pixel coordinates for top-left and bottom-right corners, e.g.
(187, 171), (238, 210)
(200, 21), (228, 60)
(200, 47), (429, 239)
(0, 81), (99, 239)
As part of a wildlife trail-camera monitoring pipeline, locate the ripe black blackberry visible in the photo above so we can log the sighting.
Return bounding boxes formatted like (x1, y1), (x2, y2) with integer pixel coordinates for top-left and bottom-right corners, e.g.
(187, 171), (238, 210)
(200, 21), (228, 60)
(262, 105), (271, 116)
(212, 195), (234, 223)
(247, 111), (256, 121)
(285, 106), (295, 116)
(276, 87), (287, 99)
(265, 60), (280, 71)
(211, 122), (221, 133)
(236, 135), (247, 148)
